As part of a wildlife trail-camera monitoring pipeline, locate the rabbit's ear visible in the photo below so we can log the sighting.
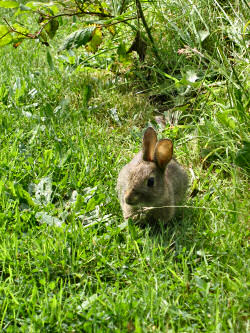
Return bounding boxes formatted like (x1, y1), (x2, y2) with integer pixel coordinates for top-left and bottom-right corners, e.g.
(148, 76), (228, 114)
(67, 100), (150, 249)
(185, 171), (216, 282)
(154, 139), (173, 170)
(143, 127), (157, 161)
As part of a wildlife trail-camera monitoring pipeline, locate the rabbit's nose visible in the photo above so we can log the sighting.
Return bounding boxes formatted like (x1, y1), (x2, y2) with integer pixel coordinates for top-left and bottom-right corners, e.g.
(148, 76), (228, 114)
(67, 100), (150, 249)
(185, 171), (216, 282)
(125, 190), (138, 205)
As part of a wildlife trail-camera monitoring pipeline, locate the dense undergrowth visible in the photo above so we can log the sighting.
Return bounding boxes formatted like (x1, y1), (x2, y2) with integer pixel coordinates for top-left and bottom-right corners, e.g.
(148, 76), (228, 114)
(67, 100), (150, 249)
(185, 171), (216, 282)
(0, 0), (249, 331)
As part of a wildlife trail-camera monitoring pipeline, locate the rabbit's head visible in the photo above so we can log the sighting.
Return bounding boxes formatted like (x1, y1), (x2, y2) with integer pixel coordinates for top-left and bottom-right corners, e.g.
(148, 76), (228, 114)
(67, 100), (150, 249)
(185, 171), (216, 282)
(124, 127), (173, 208)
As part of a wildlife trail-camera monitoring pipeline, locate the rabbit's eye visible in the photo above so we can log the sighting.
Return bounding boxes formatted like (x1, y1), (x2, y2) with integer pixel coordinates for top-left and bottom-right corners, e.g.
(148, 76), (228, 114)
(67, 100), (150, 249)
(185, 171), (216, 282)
(147, 177), (154, 187)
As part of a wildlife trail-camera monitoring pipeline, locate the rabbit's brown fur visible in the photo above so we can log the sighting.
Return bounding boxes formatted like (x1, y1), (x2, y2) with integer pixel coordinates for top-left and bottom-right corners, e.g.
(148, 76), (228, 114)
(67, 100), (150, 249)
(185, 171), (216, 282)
(117, 127), (188, 223)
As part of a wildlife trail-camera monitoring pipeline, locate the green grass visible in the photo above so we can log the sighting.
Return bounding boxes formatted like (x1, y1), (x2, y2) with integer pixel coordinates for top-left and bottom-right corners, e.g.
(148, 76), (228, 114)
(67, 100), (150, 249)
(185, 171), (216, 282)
(0, 0), (249, 331)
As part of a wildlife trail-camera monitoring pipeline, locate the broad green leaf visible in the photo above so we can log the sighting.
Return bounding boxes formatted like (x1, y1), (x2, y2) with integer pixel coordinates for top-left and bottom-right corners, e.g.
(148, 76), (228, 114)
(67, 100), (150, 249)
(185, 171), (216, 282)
(38, 31), (48, 45)
(14, 4), (31, 17)
(74, 193), (85, 212)
(86, 27), (102, 53)
(25, 1), (59, 14)
(25, 1), (49, 9)
(12, 23), (29, 39)
(44, 19), (59, 39)
(0, 0), (18, 8)
(0, 25), (12, 47)
(85, 196), (98, 212)
(60, 27), (96, 51)
(19, 3), (31, 11)
(0, 25), (9, 37)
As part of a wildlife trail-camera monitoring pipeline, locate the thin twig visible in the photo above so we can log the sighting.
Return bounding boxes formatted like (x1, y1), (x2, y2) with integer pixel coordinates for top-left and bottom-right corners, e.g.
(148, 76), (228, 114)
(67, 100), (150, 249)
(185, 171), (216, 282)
(3, 18), (34, 38)
(3, 8), (122, 43)
(39, 10), (113, 19)
(105, 16), (137, 27)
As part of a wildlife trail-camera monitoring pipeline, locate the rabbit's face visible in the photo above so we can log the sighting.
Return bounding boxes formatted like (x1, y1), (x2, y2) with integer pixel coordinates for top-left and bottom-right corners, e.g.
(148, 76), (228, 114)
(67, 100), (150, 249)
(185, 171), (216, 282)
(124, 161), (166, 207)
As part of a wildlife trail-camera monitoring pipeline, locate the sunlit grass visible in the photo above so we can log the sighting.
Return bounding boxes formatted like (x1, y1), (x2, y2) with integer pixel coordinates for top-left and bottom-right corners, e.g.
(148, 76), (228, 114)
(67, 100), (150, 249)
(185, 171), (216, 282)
(0, 0), (249, 331)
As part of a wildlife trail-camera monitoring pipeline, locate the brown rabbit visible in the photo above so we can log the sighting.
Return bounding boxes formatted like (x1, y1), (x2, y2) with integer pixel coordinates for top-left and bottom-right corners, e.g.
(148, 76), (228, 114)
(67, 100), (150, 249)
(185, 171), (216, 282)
(117, 127), (188, 223)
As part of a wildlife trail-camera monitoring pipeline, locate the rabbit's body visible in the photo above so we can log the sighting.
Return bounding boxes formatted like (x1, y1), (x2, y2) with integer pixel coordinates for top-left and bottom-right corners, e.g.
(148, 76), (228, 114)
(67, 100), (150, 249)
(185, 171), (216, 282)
(117, 128), (188, 224)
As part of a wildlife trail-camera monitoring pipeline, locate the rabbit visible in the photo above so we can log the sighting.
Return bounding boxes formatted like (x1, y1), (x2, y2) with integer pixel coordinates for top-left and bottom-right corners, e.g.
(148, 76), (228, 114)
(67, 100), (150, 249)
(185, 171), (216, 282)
(116, 127), (188, 224)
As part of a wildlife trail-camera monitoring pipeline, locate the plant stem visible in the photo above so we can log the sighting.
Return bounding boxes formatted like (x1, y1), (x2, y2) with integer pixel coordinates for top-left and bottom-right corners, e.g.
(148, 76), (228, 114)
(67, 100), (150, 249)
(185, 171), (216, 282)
(135, 0), (163, 64)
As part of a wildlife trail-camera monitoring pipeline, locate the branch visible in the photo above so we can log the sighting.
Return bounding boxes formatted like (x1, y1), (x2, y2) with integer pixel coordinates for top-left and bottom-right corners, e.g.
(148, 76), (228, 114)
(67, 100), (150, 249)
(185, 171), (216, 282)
(39, 10), (114, 20)
(3, 18), (36, 39)
(3, 6), (115, 44)
(135, 0), (163, 64)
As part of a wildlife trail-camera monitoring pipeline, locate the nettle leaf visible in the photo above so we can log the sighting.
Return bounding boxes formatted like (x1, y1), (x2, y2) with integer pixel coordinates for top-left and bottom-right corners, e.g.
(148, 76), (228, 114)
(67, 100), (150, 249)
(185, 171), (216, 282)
(44, 19), (59, 39)
(33, 176), (53, 205)
(0, 0), (19, 8)
(60, 27), (96, 51)
(86, 27), (102, 53)
(0, 25), (12, 47)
